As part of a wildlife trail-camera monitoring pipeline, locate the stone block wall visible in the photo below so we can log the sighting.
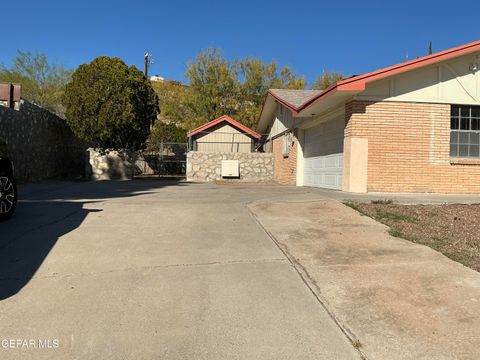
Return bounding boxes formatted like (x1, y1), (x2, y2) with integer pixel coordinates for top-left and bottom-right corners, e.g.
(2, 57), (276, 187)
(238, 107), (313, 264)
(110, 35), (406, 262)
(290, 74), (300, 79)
(86, 148), (134, 180)
(0, 101), (86, 182)
(186, 151), (274, 182)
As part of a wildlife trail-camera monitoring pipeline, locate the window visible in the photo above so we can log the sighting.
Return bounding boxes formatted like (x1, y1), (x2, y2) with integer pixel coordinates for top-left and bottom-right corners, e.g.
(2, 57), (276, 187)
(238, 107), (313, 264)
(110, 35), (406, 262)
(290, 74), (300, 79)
(450, 105), (480, 157)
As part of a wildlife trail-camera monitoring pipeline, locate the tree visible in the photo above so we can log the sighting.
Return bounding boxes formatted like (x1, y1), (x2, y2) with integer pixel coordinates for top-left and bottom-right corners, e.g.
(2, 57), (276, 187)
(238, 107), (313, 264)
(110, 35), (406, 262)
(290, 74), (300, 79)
(237, 58), (305, 128)
(148, 80), (192, 147)
(185, 48), (306, 129)
(312, 71), (345, 90)
(186, 48), (239, 126)
(0, 50), (73, 116)
(63, 56), (158, 149)
(428, 41), (433, 55)
(147, 122), (187, 150)
(151, 80), (195, 129)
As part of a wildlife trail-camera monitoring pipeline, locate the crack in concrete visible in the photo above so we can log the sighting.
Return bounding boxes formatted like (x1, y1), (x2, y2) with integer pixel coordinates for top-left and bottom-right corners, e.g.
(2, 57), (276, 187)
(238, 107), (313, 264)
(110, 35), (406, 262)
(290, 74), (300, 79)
(246, 203), (368, 360)
(295, 259), (441, 268)
(0, 258), (288, 281)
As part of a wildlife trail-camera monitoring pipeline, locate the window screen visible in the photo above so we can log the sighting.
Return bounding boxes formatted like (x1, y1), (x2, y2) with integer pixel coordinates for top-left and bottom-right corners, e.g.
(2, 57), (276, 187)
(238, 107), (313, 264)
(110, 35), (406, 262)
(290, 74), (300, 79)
(450, 105), (480, 157)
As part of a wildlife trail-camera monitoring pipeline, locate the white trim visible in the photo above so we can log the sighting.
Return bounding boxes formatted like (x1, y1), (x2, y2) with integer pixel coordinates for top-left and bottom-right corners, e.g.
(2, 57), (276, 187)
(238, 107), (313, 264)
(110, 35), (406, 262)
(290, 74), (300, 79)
(352, 95), (480, 106)
(296, 129), (304, 186)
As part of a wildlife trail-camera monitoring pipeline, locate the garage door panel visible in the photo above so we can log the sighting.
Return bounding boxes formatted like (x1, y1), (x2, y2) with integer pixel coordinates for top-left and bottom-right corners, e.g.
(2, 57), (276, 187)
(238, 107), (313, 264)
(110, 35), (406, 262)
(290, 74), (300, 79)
(314, 158), (323, 168)
(303, 117), (344, 190)
(324, 174), (337, 186)
(304, 153), (343, 190)
(325, 156), (337, 168)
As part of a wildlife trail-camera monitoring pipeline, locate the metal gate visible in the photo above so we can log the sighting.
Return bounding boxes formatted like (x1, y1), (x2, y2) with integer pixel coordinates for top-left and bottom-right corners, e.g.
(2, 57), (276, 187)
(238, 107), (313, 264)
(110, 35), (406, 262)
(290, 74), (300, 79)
(134, 142), (187, 177)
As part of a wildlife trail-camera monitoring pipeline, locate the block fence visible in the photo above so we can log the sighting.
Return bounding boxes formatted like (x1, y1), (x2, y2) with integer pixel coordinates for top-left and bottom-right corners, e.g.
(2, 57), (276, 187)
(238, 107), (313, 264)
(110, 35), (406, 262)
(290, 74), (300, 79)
(186, 151), (274, 182)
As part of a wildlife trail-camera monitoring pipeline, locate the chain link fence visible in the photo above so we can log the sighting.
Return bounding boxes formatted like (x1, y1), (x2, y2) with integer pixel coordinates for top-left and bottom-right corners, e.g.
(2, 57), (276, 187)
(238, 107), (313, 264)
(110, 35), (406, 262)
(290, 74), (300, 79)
(134, 142), (187, 177)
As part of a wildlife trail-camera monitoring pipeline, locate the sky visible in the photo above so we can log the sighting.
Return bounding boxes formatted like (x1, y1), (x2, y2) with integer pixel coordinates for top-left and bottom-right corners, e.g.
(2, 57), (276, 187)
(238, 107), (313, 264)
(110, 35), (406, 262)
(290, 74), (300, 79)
(2, 0), (479, 86)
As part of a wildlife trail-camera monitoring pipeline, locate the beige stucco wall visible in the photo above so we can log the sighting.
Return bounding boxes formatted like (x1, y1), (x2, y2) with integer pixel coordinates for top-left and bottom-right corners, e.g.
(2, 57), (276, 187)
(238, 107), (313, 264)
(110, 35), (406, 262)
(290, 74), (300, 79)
(194, 123), (253, 153)
(296, 129), (304, 186)
(342, 137), (368, 193)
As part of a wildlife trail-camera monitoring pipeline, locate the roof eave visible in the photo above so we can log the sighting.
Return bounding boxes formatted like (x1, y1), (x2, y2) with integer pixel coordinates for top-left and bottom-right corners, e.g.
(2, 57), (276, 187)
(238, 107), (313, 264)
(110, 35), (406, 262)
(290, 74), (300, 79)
(298, 39), (480, 115)
(188, 115), (261, 140)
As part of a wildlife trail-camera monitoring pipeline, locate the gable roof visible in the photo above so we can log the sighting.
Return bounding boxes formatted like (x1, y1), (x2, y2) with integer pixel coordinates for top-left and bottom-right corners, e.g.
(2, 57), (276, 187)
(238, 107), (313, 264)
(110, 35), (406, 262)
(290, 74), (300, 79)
(268, 89), (323, 110)
(255, 89), (322, 133)
(257, 40), (480, 132)
(297, 39), (480, 116)
(187, 115), (261, 140)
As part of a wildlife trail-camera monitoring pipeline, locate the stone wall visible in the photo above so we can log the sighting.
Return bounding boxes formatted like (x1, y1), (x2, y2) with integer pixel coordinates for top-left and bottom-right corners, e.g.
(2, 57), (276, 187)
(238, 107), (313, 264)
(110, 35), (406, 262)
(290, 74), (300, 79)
(86, 148), (134, 180)
(187, 151), (274, 182)
(0, 101), (86, 182)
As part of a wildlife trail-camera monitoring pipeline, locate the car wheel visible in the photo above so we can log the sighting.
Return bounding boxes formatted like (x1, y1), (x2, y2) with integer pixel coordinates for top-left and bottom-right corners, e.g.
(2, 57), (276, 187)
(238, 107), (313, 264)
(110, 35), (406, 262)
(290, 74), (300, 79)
(0, 170), (17, 221)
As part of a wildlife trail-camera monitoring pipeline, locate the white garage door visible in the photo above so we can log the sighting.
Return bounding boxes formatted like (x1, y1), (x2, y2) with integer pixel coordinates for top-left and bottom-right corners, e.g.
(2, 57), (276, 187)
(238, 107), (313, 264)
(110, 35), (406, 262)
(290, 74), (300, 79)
(303, 116), (344, 190)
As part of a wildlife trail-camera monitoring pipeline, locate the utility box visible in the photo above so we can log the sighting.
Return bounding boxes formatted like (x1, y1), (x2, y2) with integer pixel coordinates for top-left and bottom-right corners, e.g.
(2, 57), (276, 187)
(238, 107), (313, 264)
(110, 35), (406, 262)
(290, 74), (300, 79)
(221, 160), (239, 178)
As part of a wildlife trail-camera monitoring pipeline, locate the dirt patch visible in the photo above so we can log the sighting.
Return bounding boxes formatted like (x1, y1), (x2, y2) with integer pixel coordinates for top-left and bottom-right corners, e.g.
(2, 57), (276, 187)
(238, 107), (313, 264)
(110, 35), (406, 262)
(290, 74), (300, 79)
(345, 202), (480, 272)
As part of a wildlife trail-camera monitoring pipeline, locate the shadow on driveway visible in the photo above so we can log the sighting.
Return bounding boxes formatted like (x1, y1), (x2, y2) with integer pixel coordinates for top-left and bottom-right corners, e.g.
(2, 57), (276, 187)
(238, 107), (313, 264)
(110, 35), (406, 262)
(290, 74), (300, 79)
(0, 179), (186, 300)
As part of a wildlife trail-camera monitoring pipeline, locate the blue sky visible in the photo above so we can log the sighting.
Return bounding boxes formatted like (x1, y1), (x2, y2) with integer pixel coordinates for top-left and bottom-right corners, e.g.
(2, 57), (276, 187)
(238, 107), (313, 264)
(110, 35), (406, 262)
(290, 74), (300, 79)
(2, 0), (479, 86)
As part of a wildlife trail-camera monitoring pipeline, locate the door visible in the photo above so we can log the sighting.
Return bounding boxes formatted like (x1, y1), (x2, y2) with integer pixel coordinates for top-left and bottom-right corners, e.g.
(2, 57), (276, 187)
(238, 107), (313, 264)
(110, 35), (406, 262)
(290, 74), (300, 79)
(303, 116), (344, 190)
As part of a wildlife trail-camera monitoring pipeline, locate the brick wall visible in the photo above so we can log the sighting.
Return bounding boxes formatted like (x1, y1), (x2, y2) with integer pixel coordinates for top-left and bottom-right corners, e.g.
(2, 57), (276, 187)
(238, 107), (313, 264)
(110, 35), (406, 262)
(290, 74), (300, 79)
(346, 100), (480, 193)
(272, 131), (297, 185)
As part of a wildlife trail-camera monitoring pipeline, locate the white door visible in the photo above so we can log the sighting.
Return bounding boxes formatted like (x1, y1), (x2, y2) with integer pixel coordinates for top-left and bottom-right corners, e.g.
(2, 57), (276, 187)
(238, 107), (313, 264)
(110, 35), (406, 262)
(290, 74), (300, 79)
(303, 116), (344, 190)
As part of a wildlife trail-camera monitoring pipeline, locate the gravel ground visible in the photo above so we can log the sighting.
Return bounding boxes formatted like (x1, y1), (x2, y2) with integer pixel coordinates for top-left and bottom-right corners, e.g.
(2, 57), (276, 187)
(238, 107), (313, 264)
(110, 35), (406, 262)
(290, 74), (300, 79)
(346, 202), (480, 272)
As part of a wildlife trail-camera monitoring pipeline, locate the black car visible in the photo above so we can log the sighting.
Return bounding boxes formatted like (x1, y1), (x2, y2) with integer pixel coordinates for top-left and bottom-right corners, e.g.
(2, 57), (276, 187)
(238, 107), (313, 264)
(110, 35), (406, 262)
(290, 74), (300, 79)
(0, 139), (16, 221)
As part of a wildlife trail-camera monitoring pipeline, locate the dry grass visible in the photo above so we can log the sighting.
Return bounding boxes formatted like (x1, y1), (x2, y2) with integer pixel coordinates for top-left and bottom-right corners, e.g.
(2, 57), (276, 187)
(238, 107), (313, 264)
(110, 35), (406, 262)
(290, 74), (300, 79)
(345, 201), (480, 272)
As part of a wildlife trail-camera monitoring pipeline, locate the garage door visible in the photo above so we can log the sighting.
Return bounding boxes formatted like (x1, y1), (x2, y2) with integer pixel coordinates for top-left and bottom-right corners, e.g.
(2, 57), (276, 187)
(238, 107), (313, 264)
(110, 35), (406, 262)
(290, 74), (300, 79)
(303, 116), (344, 190)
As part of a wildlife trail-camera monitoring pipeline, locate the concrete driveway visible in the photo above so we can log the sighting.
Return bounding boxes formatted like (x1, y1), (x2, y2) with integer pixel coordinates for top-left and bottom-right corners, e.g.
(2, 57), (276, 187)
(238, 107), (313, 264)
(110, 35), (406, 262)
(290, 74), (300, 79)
(249, 200), (480, 360)
(0, 181), (359, 360)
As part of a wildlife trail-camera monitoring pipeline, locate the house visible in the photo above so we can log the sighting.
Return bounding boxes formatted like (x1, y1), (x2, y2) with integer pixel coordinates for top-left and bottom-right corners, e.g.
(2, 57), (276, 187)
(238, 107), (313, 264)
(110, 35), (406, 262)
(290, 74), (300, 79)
(186, 115), (273, 182)
(188, 115), (261, 153)
(257, 40), (480, 194)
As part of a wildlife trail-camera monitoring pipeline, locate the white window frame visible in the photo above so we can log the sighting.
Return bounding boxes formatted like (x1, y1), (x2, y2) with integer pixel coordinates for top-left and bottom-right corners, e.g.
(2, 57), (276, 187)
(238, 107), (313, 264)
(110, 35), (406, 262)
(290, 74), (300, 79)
(450, 104), (480, 158)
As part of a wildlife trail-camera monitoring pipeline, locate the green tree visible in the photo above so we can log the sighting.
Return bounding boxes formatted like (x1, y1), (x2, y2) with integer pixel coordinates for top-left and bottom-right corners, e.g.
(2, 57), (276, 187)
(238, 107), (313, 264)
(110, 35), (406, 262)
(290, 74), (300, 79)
(312, 71), (345, 90)
(237, 58), (306, 128)
(185, 48), (306, 129)
(186, 48), (239, 126)
(0, 50), (73, 116)
(151, 80), (195, 129)
(429, 41), (433, 55)
(147, 122), (187, 150)
(63, 56), (158, 149)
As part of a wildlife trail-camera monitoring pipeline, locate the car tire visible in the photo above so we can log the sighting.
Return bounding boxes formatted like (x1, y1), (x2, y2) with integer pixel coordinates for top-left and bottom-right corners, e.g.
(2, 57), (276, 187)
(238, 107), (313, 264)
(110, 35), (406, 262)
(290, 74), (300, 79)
(0, 170), (17, 221)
